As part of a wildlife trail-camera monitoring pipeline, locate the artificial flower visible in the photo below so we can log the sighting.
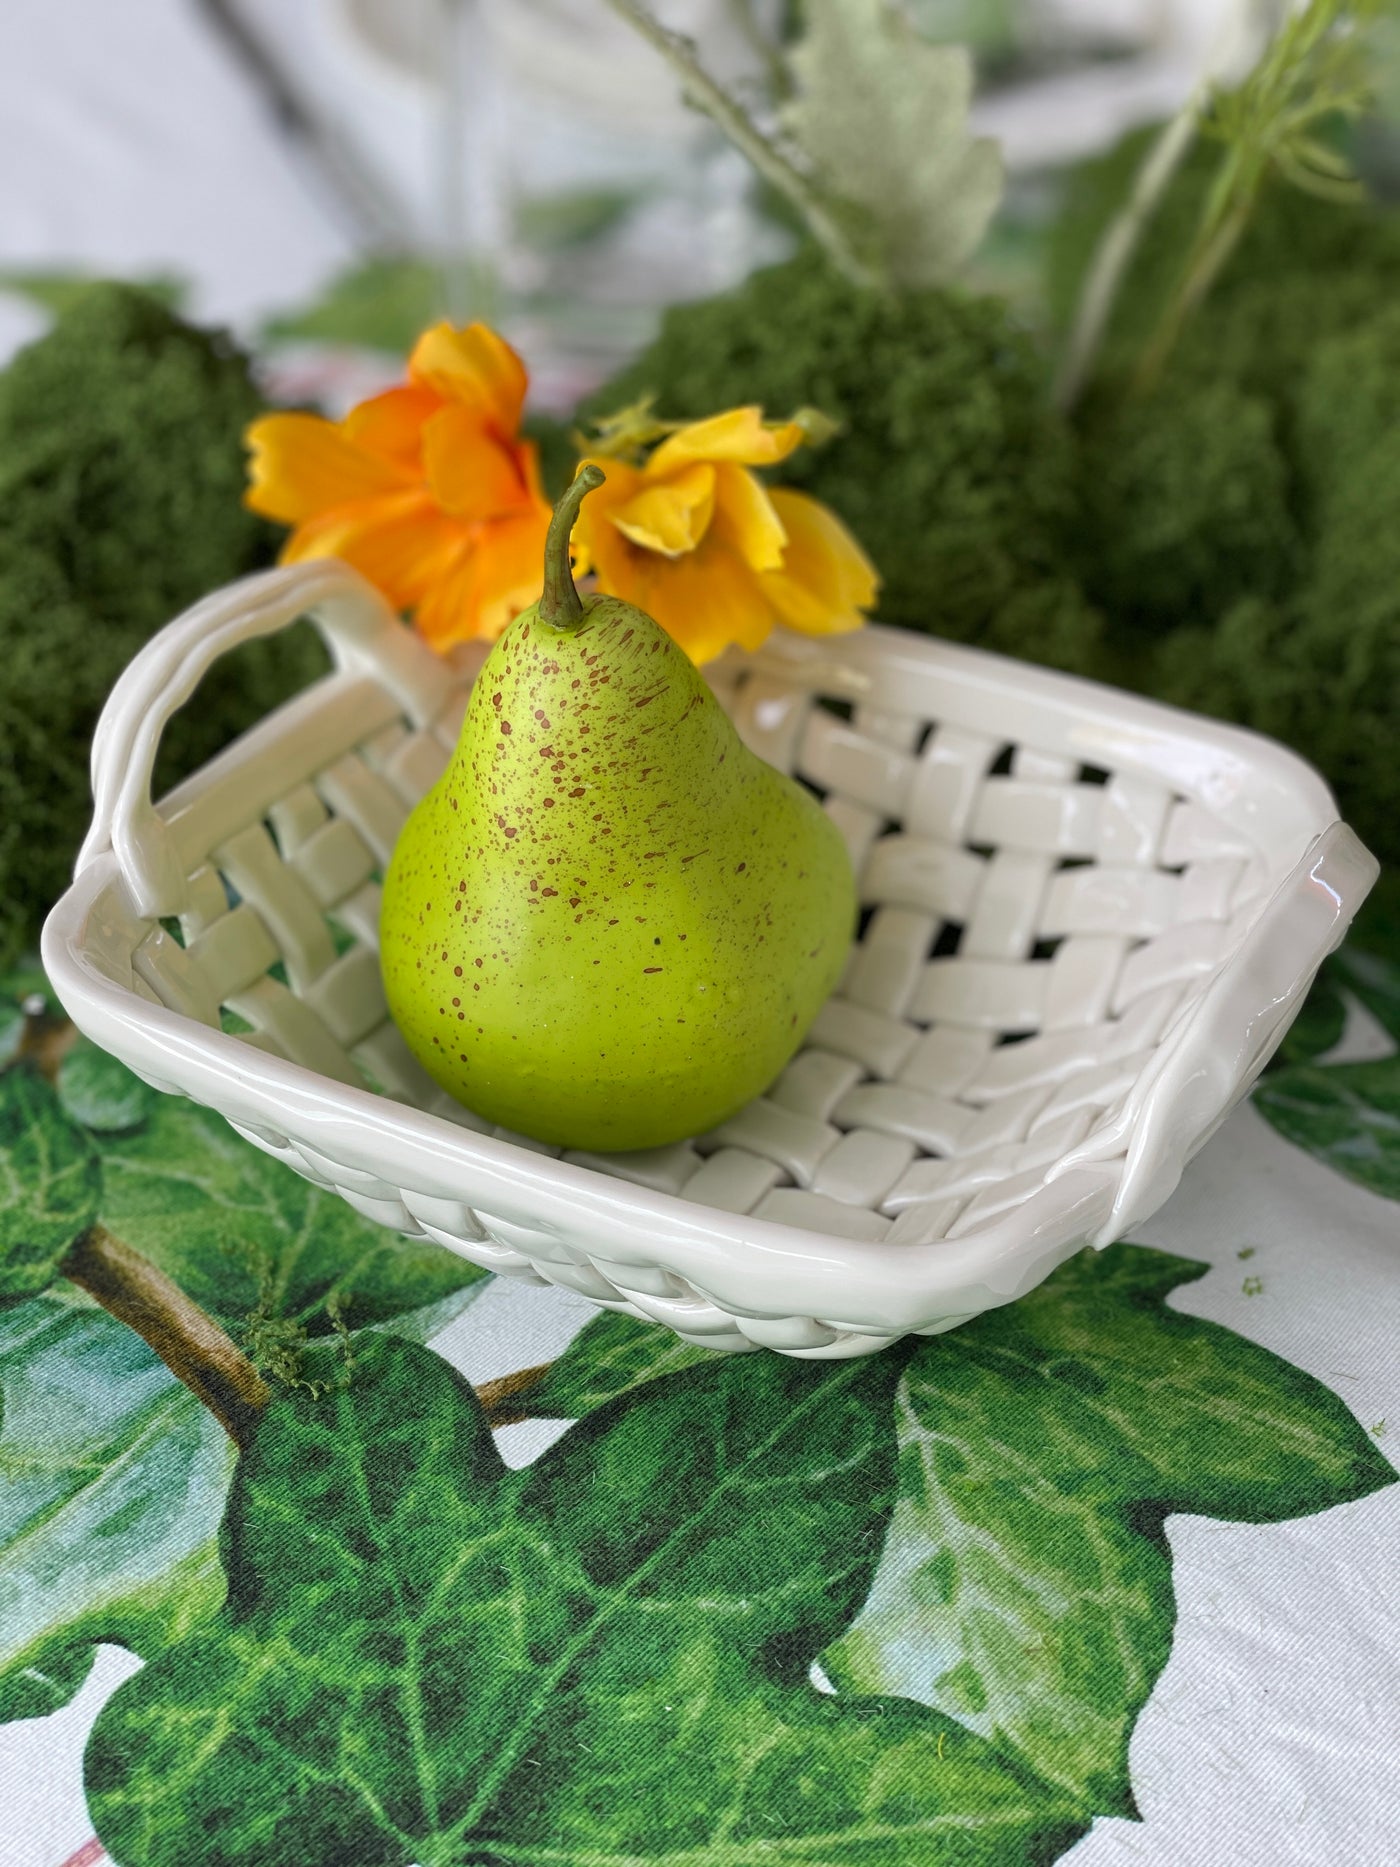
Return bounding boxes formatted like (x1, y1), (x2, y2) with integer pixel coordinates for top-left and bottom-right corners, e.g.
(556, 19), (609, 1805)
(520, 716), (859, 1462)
(570, 405), (878, 662)
(244, 322), (551, 647)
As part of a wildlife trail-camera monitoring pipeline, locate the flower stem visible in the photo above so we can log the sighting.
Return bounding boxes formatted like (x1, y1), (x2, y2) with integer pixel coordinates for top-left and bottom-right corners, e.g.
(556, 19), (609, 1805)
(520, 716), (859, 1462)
(539, 464), (605, 631)
(60, 1223), (271, 1448)
(1053, 104), (1200, 412)
(600, 0), (879, 291)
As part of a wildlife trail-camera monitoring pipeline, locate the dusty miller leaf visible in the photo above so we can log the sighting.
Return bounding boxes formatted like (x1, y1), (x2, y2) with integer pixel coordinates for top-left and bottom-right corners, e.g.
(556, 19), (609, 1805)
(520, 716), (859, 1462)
(0, 1296), (233, 1721)
(87, 1334), (1090, 1867)
(825, 1245), (1395, 1814)
(783, 0), (1004, 288)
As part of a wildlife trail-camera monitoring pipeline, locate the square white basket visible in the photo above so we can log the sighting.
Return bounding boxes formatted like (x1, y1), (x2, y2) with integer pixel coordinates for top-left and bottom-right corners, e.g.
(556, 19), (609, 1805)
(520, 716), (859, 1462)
(42, 561), (1377, 1357)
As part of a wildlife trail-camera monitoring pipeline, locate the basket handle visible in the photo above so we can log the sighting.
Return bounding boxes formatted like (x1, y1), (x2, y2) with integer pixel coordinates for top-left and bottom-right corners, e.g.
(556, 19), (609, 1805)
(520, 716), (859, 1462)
(1086, 820), (1379, 1242)
(78, 558), (453, 918)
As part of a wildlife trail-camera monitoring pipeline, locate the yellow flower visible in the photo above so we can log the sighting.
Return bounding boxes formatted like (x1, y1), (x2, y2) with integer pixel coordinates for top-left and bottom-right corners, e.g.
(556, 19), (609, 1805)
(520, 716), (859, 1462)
(571, 406), (878, 662)
(244, 322), (551, 648)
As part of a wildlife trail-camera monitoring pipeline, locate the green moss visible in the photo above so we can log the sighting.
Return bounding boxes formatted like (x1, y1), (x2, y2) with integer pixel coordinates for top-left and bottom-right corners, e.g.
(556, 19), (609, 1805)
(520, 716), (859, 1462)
(1075, 379), (1298, 631)
(0, 285), (328, 969)
(1046, 127), (1400, 403)
(1293, 301), (1400, 504)
(582, 249), (1081, 648)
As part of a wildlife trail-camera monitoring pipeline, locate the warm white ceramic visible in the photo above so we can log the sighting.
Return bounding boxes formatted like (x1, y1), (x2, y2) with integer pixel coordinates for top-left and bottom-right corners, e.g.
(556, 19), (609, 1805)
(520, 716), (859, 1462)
(42, 561), (1377, 1356)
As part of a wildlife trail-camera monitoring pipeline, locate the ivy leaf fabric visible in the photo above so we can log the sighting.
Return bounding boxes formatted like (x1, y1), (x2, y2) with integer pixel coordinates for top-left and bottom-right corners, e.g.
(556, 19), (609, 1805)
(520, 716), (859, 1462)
(1255, 886), (1400, 1199)
(96, 1095), (486, 1337)
(56, 1038), (156, 1132)
(783, 0), (1004, 289)
(0, 1296), (233, 1721)
(88, 1333), (1092, 1867)
(1334, 872), (1400, 1044)
(825, 1245), (1395, 1816)
(0, 1065), (101, 1309)
(1272, 962), (1347, 1066)
(1254, 1058), (1400, 1201)
(509, 1306), (712, 1417)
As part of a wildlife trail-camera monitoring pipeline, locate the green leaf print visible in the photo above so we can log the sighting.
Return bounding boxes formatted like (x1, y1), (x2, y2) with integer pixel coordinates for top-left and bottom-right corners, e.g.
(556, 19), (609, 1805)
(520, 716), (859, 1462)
(825, 1245), (1395, 1816)
(1255, 874), (1400, 1198)
(96, 1095), (486, 1337)
(510, 1306), (713, 1417)
(1271, 963), (1347, 1066)
(56, 1039), (156, 1133)
(1254, 1058), (1400, 1201)
(0, 1066), (101, 1309)
(0, 966), (490, 1723)
(0, 1296), (233, 1721)
(87, 1333), (1090, 1867)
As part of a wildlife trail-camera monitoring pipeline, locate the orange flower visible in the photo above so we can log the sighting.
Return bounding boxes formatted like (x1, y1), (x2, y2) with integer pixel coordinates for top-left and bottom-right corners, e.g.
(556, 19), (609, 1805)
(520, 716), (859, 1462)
(571, 406), (878, 663)
(245, 323), (551, 648)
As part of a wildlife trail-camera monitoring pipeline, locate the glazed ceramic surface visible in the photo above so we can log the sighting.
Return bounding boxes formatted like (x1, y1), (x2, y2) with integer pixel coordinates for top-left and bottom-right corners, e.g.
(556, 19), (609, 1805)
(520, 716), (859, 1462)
(42, 562), (1378, 1355)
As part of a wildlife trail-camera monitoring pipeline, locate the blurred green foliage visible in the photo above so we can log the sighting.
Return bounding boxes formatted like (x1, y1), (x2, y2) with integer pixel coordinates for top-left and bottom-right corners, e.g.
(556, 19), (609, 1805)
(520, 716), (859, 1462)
(589, 131), (1400, 868)
(0, 285), (325, 970)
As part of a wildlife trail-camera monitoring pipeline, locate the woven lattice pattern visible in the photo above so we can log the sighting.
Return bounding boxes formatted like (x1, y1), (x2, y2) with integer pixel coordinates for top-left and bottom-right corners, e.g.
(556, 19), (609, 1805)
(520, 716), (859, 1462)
(108, 629), (1281, 1353)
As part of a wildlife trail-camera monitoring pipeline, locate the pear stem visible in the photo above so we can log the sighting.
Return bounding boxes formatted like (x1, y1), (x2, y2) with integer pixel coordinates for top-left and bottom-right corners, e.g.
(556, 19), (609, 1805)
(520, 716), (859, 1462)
(539, 463), (605, 632)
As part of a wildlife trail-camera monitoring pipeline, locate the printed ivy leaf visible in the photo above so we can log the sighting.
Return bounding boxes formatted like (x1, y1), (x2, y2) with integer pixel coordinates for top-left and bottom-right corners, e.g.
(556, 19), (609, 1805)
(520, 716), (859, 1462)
(1341, 871), (1400, 1026)
(88, 1333), (1090, 1867)
(0, 1066), (101, 1309)
(1256, 888), (1400, 1196)
(1330, 945), (1400, 1048)
(510, 1306), (712, 1416)
(825, 1245), (1395, 1817)
(1254, 1057), (1400, 1201)
(783, 0), (1004, 288)
(1272, 962), (1348, 1065)
(96, 1095), (486, 1337)
(0, 1295), (233, 1721)
(57, 1039), (156, 1133)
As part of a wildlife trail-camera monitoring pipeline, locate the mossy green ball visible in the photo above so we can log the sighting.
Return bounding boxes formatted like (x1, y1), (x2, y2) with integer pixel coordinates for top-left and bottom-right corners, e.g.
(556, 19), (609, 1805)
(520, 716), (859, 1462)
(0, 284), (328, 970)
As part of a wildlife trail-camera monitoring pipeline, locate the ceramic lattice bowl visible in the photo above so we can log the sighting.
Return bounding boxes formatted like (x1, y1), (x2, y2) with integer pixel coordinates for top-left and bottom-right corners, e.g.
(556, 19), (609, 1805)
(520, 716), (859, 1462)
(42, 562), (1378, 1356)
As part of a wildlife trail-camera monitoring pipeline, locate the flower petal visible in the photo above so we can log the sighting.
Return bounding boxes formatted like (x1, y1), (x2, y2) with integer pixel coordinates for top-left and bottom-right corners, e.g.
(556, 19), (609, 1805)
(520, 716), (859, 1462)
(710, 463), (787, 572)
(408, 322), (528, 434)
(649, 405), (804, 472)
(343, 385), (441, 470)
(422, 404), (538, 522)
(608, 463), (716, 558)
(414, 507), (551, 648)
(759, 488), (878, 635)
(244, 413), (413, 524)
(593, 532), (774, 664)
(569, 455), (645, 577)
(280, 490), (463, 611)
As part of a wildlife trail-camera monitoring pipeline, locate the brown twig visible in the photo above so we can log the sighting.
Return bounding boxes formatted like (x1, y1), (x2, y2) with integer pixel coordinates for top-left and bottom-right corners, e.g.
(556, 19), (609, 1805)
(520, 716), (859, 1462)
(61, 1224), (271, 1448)
(475, 1361), (554, 1429)
(600, 0), (879, 291)
(16, 1006), (79, 1084)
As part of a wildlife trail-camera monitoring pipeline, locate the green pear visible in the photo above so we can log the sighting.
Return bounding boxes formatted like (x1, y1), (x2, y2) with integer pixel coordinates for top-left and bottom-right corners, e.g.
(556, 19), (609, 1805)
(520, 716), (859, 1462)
(380, 465), (856, 1152)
